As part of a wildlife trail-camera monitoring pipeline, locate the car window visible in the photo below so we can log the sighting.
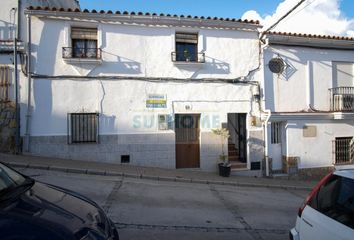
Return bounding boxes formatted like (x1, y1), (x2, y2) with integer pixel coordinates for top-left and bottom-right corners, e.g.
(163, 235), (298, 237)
(309, 174), (338, 210)
(335, 177), (354, 228)
(310, 174), (354, 229)
(317, 175), (340, 212)
(0, 163), (26, 192)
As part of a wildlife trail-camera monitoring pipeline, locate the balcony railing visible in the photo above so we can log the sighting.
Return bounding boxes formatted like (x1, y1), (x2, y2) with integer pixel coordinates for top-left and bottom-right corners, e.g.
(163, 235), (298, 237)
(333, 137), (354, 165)
(329, 87), (354, 112)
(171, 52), (205, 63)
(0, 40), (25, 53)
(62, 47), (102, 59)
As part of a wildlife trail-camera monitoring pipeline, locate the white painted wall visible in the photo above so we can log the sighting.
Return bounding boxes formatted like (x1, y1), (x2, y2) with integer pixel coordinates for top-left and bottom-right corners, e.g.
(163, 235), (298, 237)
(285, 119), (354, 169)
(263, 45), (354, 112)
(21, 79), (254, 136)
(30, 17), (259, 79)
(266, 117), (354, 170)
(262, 44), (354, 170)
(20, 15), (261, 137)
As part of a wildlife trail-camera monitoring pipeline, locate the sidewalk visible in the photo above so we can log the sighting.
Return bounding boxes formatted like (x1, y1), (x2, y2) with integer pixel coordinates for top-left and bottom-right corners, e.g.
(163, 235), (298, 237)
(0, 153), (317, 191)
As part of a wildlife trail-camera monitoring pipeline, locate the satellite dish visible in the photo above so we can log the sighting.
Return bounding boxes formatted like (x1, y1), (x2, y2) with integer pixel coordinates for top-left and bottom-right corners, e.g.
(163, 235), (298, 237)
(268, 57), (285, 74)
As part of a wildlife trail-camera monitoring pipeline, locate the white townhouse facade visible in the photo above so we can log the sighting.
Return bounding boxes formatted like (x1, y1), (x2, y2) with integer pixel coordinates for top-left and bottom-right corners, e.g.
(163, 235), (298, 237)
(17, 6), (266, 173)
(2, 1), (353, 177)
(262, 32), (354, 177)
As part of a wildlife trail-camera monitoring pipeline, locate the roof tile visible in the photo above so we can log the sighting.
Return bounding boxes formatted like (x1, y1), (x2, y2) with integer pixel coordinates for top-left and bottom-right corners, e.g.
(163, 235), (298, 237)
(268, 31), (354, 41)
(26, 6), (260, 25)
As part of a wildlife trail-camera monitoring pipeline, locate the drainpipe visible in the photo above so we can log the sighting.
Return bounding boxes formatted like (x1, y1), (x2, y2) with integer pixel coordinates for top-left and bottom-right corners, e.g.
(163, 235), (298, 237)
(17, 0), (20, 39)
(306, 60), (313, 109)
(263, 109), (271, 177)
(259, 38), (272, 177)
(24, 14), (31, 152)
(11, 7), (20, 153)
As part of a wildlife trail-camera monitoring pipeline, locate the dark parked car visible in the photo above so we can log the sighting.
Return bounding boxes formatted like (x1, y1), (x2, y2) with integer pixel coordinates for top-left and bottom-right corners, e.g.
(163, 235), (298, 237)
(0, 162), (119, 240)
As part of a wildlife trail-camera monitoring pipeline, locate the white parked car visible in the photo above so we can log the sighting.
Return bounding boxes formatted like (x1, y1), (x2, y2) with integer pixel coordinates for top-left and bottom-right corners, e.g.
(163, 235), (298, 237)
(290, 169), (354, 240)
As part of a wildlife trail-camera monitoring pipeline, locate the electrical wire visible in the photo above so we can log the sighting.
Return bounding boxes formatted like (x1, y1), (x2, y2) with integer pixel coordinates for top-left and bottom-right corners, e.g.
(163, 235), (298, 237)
(30, 73), (260, 85)
(278, 0), (317, 26)
(260, 0), (308, 40)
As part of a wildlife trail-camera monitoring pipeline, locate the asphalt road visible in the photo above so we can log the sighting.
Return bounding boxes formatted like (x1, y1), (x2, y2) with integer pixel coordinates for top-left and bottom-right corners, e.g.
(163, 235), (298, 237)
(16, 167), (310, 240)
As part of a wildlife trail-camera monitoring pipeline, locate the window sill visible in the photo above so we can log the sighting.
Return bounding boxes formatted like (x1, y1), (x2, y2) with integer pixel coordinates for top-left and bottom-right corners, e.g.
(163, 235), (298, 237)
(63, 58), (102, 64)
(332, 112), (354, 120)
(172, 61), (205, 66)
(68, 142), (99, 145)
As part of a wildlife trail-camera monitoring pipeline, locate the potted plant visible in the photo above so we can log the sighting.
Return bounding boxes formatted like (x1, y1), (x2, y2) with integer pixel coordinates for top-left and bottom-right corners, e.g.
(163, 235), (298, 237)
(212, 128), (231, 177)
(183, 49), (190, 62)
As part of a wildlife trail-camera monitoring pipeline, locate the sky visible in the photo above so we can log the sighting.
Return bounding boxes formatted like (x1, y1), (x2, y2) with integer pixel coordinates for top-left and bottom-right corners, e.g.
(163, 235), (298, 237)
(79, 0), (354, 37)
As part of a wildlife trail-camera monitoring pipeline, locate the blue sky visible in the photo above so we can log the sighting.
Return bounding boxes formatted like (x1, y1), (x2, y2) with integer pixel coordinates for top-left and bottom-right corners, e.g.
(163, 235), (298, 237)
(79, 0), (354, 19)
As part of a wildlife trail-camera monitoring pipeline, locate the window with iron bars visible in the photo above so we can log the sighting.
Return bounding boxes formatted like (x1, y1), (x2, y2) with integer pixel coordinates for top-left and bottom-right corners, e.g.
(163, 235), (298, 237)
(334, 137), (353, 165)
(0, 66), (11, 103)
(68, 27), (99, 59)
(271, 122), (281, 144)
(175, 32), (198, 62)
(67, 113), (99, 144)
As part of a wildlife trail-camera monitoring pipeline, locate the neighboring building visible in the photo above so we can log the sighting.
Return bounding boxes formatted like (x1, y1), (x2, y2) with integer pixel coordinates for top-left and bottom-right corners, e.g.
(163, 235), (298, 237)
(0, 1), (79, 152)
(1, 0), (80, 41)
(20, 7), (265, 172)
(262, 32), (354, 178)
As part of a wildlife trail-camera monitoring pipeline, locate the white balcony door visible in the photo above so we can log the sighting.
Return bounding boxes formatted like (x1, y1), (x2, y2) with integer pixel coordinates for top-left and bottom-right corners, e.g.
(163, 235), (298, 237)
(270, 122), (284, 170)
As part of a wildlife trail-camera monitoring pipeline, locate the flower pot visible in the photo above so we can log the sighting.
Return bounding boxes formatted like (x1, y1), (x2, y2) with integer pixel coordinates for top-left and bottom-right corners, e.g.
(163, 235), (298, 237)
(218, 163), (231, 177)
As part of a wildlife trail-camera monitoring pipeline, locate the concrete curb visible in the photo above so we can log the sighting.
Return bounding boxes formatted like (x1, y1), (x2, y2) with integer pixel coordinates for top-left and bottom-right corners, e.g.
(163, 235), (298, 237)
(9, 162), (313, 191)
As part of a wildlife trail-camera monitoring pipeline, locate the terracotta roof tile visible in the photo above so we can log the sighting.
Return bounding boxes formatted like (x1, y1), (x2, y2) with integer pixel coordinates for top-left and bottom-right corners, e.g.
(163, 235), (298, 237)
(268, 31), (354, 41)
(26, 6), (260, 25)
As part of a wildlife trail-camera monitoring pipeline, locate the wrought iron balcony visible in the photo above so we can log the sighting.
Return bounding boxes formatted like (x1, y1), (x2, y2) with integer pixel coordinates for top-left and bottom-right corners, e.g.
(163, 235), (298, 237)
(0, 40), (25, 53)
(329, 87), (354, 112)
(171, 52), (205, 63)
(62, 47), (102, 59)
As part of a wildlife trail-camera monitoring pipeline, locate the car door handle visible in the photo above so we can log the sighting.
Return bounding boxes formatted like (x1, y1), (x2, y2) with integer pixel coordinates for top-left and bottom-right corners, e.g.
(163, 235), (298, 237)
(302, 218), (313, 227)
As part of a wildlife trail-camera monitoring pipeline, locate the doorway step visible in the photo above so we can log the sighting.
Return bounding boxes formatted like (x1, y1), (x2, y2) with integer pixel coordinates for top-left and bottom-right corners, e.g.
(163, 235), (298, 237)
(228, 143), (247, 170)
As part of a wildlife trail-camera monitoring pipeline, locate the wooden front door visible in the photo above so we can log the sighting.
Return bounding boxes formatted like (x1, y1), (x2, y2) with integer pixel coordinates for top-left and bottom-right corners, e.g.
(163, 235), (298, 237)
(175, 114), (200, 168)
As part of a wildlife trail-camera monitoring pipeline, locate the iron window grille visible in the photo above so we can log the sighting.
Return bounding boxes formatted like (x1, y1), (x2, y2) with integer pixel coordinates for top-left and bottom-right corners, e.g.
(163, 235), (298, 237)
(171, 52), (205, 63)
(271, 122), (281, 144)
(62, 47), (102, 59)
(67, 113), (99, 144)
(0, 66), (11, 103)
(333, 137), (353, 165)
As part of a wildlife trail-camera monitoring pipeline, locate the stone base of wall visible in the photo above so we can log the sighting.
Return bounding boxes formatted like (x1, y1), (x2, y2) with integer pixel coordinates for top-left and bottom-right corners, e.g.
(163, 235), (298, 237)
(297, 166), (334, 181)
(0, 102), (16, 153)
(28, 129), (265, 172)
(28, 133), (176, 169)
(279, 156), (333, 180)
(282, 156), (299, 174)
